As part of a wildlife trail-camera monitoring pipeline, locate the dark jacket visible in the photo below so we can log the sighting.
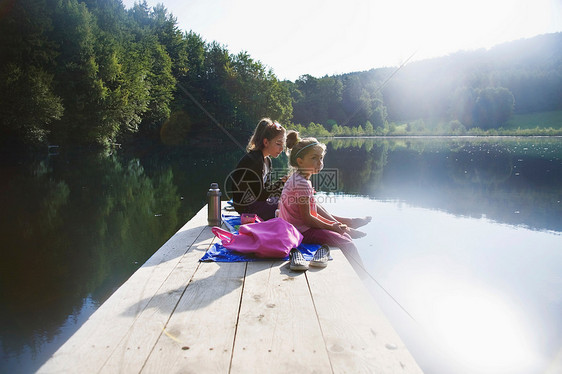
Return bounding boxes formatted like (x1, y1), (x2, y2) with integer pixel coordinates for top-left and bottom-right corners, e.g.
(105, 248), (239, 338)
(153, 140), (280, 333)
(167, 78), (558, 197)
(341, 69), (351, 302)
(230, 150), (283, 212)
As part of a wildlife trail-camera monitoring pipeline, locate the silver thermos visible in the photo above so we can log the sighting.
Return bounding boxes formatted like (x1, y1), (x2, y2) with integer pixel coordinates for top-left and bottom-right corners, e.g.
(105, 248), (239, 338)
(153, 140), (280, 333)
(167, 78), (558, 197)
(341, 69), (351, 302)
(207, 182), (222, 226)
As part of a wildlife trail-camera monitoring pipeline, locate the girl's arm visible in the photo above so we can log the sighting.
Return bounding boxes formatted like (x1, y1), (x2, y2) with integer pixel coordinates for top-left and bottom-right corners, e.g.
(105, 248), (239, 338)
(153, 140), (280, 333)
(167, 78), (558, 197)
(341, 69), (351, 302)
(317, 204), (339, 223)
(297, 197), (346, 234)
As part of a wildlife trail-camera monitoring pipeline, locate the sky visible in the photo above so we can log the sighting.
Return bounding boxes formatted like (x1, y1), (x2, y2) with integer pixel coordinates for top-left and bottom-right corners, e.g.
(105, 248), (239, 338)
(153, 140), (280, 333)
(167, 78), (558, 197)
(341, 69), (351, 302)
(122, 0), (562, 81)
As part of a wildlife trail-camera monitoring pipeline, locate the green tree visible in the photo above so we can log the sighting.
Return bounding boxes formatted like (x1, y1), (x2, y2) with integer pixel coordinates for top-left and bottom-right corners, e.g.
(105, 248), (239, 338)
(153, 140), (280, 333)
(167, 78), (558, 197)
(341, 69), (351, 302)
(0, 0), (63, 145)
(48, 0), (101, 144)
(141, 40), (175, 132)
(331, 123), (343, 135)
(306, 122), (330, 137)
(172, 31), (206, 131)
(473, 87), (515, 129)
(342, 75), (372, 125)
(291, 75), (344, 125)
(0, 65), (64, 145)
(370, 104), (387, 128)
(364, 121), (374, 135)
(150, 4), (188, 79)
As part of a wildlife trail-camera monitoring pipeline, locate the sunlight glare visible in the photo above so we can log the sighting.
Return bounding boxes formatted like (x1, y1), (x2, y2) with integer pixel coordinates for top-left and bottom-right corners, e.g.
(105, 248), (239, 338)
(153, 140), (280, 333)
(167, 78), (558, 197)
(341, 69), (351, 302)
(425, 280), (539, 373)
(376, 0), (554, 63)
(122, 0), (562, 79)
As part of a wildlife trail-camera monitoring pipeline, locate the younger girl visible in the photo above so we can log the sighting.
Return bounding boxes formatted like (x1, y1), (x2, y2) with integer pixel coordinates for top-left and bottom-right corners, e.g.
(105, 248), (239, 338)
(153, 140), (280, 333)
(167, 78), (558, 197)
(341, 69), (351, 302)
(279, 131), (371, 255)
(229, 118), (287, 220)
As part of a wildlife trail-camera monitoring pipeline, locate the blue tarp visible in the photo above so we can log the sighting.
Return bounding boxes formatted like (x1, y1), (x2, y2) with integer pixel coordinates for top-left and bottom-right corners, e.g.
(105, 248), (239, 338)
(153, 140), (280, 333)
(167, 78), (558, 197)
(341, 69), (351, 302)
(200, 215), (322, 262)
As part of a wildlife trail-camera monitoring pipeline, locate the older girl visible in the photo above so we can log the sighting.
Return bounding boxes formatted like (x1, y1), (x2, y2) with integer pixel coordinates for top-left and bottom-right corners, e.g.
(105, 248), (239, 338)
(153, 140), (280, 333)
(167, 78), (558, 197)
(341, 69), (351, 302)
(229, 118), (286, 220)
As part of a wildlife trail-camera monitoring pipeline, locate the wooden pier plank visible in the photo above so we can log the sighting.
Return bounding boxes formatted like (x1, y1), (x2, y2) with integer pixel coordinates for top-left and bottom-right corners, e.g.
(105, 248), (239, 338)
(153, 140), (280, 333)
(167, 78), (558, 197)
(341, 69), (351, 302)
(306, 248), (423, 374)
(141, 261), (246, 374)
(39, 204), (423, 374)
(229, 261), (333, 374)
(37, 207), (209, 373)
(99, 226), (217, 373)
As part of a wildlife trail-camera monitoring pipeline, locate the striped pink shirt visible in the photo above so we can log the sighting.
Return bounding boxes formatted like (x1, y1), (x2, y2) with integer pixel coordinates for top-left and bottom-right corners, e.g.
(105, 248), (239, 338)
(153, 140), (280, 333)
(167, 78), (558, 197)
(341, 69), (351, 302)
(279, 173), (316, 233)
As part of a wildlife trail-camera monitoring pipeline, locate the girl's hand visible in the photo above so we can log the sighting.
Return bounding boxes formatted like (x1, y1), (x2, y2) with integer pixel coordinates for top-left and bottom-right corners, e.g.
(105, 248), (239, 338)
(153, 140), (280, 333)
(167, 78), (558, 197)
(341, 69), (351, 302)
(330, 222), (347, 234)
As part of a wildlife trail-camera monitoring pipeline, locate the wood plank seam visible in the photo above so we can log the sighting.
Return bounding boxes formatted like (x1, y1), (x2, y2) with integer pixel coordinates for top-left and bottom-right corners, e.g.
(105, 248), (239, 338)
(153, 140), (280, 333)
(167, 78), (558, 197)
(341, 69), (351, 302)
(98, 224), (209, 373)
(227, 262), (248, 374)
(91, 223), (209, 374)
(142, 206), (207, 268)
(304, 267), (336, 374)
(36, 220), (208, 373)
(137, 226), (217, 373)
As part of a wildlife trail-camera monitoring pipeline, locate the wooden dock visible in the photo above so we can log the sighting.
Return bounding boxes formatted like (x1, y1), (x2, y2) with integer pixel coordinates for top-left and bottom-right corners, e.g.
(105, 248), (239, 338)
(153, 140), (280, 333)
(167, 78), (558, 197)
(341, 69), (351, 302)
(38, 205), (422, 373)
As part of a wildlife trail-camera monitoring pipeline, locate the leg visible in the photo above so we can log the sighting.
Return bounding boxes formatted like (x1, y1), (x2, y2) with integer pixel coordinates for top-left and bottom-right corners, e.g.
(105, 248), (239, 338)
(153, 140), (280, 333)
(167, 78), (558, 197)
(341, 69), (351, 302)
(347, 227), (367, 239)
(301, 228), (357, 252)
(316, 204), (372, 229)
(333, 215), (372, 229)
(302, 228), (367, 277)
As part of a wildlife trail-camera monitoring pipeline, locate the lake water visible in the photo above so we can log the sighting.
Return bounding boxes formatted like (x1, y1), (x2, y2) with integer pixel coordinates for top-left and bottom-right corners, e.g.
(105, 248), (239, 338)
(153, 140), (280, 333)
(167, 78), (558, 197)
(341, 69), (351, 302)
(1, 137), (561, 373)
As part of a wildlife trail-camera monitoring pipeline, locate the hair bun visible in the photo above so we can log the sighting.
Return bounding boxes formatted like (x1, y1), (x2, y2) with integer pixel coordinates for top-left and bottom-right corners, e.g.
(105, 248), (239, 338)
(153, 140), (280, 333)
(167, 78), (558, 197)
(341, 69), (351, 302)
(286, 130), (300, 149)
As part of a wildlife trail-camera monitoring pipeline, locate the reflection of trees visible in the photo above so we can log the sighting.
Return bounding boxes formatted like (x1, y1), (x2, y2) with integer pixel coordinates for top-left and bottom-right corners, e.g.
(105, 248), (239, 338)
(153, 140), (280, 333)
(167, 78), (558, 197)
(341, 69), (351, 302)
(0, 140), (248, 368)
(439, 139), (562, 231)
(312, 137), (561, 232)
(0, 158), (72, 360)
(0, 151), (184, 365)
(133, 142), (246, 208)
(365, 138), (562, 232)
(326, 138), (388, 195)
(1, 138), (559, 369)
(448, 142), (513, 186)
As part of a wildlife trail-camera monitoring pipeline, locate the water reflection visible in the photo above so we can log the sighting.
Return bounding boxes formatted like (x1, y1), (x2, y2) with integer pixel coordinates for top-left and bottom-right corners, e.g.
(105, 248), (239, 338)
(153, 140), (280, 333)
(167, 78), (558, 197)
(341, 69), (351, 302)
(324, 137), (562, 232)
(1, 137), (561, 373)
(323, 196), (561, 374)
(426, 280), (537, 373)
(0, 144), (243, 373)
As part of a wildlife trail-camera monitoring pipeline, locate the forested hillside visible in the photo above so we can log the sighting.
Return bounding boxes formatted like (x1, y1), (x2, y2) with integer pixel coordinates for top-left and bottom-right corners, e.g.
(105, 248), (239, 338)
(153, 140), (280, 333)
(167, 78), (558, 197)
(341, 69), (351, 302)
(289, 33), (562, 133)
(1, 0), (560, 147)
(0, 0), (291, 147)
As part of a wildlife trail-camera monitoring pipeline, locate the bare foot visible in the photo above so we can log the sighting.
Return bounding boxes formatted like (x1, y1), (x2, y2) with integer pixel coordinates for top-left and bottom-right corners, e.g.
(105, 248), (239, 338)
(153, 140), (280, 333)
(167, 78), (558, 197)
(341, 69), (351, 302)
(349, 216), (372, 229)
(348, 228), (367, 239)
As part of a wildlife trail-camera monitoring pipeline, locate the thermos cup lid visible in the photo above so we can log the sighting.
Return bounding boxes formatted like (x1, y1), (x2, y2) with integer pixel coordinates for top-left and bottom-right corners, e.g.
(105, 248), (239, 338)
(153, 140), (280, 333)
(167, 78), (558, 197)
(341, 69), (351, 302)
(210, 182), (219, 189)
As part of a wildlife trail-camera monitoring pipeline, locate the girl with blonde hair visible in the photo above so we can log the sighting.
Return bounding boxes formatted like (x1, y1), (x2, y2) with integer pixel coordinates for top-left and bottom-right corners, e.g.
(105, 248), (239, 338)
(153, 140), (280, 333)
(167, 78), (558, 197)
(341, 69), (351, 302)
(279, 131), (371, 266)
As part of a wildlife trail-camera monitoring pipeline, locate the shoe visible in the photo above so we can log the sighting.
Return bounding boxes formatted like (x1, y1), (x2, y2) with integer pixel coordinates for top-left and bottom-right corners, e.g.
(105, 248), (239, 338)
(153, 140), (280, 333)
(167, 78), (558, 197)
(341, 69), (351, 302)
(310, 245), (330, 268)
(289, 248), (308, 271)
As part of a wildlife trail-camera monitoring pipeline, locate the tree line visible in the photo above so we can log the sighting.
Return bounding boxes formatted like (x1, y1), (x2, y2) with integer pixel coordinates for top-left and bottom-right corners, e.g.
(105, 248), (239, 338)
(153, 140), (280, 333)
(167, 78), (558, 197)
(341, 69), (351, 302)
(1, 0), (560, 148)
(288, 33), (562, 134)
(0, 0), (291, 147)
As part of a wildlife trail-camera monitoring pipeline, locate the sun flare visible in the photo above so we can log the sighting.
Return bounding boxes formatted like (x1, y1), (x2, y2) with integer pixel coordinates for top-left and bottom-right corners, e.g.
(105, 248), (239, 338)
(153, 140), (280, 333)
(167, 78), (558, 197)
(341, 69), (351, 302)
(423, 280), (539, 373)
(121, 0), (561, 80)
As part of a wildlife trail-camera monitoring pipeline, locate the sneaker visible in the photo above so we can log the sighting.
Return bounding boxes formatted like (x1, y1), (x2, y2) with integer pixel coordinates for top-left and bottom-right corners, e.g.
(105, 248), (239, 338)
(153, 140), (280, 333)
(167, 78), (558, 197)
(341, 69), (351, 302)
(289, 248), (308, 271)
(310, 245), (330, 268)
